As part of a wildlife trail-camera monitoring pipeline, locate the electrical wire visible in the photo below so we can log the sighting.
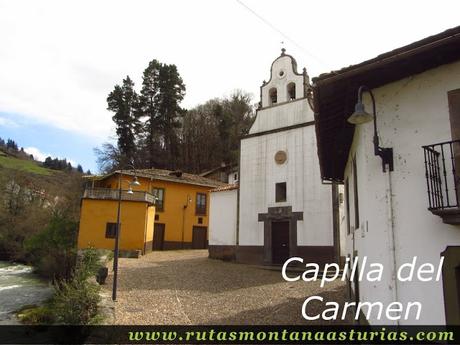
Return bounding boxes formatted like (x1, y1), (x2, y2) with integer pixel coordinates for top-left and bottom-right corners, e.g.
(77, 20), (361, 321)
(235, 0), (331, 70)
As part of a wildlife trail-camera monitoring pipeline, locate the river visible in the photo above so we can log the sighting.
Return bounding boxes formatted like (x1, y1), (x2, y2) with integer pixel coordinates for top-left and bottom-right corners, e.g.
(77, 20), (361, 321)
(0, 261), (53, 324)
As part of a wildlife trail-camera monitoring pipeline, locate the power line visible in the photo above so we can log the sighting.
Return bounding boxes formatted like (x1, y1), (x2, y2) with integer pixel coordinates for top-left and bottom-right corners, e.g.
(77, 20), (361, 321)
(235, 0), (331, 70)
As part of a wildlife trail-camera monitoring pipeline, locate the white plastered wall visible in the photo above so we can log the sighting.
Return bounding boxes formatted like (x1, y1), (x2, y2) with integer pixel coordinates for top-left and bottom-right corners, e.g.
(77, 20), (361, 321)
(209, 189), (238, 246)
(342, 60), (460, 325)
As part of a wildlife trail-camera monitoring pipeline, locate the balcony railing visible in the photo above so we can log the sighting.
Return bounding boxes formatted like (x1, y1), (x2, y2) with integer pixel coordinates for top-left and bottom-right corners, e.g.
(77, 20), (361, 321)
(423, 139), (460, 211)
(83, 188), (155, 204)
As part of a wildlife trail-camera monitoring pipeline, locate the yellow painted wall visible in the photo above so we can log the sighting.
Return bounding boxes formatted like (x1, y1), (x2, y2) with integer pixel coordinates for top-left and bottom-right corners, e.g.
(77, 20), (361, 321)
(100, 175), (212, 245)
(78, 198), (155, 253)
(145, 206), (155, 243)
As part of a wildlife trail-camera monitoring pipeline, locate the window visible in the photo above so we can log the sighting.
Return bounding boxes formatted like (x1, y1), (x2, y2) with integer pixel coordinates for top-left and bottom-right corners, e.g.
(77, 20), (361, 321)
(155, 214), (159, 221)
(198, 217), (203, 224)
(287, 82), (296, 101)
(353, 157), (360, 229)
(345, 178), (351, 235)
(269, 88), (277, 105)
(196, 193), (207, 215)
(275, 182), (287, 202)
(105, 223), (118, 239)
(152, 188), (165, 212)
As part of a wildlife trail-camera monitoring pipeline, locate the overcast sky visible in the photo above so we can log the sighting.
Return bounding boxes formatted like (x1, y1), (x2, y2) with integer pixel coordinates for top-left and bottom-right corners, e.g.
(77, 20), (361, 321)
(0, 0), (459, 172)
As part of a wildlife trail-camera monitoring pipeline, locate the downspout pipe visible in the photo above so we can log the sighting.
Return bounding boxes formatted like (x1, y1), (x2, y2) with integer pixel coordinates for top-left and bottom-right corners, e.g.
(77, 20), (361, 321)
(385, 165), (399, 325)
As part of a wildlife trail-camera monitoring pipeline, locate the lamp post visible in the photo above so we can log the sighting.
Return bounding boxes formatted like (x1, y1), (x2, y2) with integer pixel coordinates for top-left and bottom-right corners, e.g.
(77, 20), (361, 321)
(181, 195), (192, 249)
(112, 165), (140, 301)
(347, 85), (394, 172)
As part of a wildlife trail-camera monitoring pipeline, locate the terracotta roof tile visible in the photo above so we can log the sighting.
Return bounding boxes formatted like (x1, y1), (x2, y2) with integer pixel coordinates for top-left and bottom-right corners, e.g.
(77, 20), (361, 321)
(116, 168), (227, 188)
(211, 183), (239, 192)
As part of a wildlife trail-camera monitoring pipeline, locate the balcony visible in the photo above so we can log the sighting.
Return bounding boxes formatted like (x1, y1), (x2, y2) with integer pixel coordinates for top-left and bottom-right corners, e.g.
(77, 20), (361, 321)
(423, 139), (460, 225)
(83, 188), (155, 204)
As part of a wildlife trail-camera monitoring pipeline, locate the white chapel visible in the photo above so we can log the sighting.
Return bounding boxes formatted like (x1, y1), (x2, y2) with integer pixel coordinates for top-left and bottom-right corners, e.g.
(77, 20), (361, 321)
(209, 49), (338, 265)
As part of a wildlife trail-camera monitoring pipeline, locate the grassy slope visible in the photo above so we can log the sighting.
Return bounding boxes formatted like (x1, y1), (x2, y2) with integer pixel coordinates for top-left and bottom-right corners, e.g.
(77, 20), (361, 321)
(0, 155), (53, 176)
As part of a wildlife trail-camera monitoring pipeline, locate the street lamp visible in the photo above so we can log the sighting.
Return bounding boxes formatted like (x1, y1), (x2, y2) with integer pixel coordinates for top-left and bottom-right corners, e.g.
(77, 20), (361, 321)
(112, 165), (140, 301)
(181, 195), (192, 249)
(347, 85), (394, 172)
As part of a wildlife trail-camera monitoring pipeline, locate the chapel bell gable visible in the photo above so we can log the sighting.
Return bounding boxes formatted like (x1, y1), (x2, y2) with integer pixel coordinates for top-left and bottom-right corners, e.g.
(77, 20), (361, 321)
(260, 48), (310, 109)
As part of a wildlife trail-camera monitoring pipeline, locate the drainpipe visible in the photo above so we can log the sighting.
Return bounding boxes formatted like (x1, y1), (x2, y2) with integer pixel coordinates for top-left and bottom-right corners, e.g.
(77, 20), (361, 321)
(385, 166), (399, 325)
(235, 139), (242, 258)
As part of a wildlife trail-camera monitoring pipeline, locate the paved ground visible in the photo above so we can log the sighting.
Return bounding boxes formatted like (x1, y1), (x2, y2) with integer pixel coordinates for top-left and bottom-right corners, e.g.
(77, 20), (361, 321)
(103, 250), (353, 325)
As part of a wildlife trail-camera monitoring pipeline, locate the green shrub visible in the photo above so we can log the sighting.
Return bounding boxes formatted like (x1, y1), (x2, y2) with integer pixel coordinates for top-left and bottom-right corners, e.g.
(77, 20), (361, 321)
(52, 278), (101, 325)
(77, 247), (101, 280)
(17, 304), (54, 324)
(24, 212), (77, 280)
(50, 249), (103, 325)
(17, 249), (104, 325)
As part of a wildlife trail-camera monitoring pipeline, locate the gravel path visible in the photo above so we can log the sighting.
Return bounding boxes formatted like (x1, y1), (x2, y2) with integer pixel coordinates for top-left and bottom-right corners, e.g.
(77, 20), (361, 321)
(103, 250), (353, 325)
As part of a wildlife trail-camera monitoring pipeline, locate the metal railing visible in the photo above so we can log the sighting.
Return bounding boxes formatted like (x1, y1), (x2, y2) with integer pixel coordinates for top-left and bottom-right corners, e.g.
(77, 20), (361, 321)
(83, 188), (155, 204)
(423, 139), (460, 210)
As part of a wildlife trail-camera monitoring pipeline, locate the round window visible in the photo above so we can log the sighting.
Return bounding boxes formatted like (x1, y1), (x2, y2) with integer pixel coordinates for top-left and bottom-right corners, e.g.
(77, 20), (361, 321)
(278, 70), (285, 78)
(274, 151), (287, 164)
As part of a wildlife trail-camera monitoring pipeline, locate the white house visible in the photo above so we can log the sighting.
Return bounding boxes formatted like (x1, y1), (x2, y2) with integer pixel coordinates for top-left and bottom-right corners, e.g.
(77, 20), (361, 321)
(209, 184), (238, 260)
(209, 50), (339, 265)
(313, 26), (460, 325)
(200, 164), (239, 184)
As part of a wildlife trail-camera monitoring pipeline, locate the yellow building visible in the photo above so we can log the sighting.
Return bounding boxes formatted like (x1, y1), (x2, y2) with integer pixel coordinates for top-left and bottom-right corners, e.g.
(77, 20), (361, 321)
(78, 169), (225, 255)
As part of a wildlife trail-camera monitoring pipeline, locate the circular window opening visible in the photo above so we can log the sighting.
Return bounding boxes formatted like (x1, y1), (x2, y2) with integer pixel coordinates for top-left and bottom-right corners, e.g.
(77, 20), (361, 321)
(274, 151), (287, 164)
(279, 70), (285, 77)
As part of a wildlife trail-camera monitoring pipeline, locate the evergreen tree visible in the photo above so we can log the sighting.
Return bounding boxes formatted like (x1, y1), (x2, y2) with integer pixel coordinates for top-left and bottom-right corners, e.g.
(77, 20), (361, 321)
(77, 165), (84, 173)
(156, 63), (186, 169)
(6, 139), (18, 151)
(138, 60), (185, 169)
(44, 156), (53, 168)
(107, 76), (140, 164)
(97, 60), (255, 174)
(138, 60), (162, 168)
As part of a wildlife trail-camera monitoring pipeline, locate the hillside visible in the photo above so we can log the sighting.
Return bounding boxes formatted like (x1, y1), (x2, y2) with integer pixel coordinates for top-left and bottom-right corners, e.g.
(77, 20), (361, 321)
(0, 148), (64, 187)
(0, 154), (53, 176)
(0, 148), (84, 260)
(0, 148), (82, 205)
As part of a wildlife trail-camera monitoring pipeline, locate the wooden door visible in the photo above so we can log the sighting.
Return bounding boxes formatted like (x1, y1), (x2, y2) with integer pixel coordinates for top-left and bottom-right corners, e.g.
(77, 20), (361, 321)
(153, 223), (165, 251)
(192, 226), (207, 249)
(271, 221), (289, 264)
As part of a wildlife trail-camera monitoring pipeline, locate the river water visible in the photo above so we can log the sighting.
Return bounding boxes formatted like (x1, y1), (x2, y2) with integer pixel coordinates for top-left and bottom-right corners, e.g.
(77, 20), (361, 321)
(0, 261), (53, 324)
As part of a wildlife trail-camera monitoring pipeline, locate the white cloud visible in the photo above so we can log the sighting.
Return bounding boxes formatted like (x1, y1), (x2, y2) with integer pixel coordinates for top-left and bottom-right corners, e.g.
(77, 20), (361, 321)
(0, 116), (19, 128)
(0, 0), (459, 142)
(24, 146), (77, 166)
(24, 147), (50, 162)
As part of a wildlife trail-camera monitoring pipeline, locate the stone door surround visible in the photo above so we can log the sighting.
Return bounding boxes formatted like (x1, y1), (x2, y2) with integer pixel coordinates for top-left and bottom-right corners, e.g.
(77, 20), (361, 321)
(258, 206), (303, 264)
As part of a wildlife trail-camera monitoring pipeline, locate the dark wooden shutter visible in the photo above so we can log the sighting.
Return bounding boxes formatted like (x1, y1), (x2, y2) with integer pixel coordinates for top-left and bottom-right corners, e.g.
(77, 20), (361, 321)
(448, 89), (460, 141)
(448, 89), (460, 203)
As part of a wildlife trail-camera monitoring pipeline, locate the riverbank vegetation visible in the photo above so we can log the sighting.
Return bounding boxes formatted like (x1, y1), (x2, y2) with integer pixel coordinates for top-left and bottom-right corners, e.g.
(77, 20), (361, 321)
(0, 156), (107, 324)
(18, 248), (105, 325)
